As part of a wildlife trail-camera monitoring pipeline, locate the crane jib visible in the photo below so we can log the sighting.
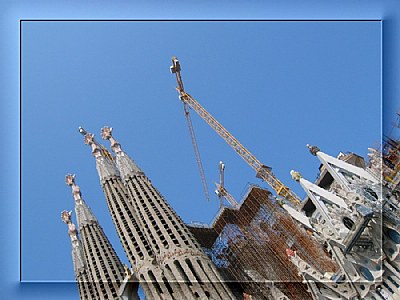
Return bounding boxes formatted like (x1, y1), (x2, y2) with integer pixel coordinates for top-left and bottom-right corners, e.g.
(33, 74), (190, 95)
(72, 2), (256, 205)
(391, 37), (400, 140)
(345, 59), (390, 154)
(171, 57), (301, 208)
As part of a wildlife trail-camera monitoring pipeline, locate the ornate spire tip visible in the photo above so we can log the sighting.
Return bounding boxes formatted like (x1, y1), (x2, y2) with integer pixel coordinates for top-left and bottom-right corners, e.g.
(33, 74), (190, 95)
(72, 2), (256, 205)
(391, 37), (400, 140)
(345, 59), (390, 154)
(78, 126), (98, 145)
(290, 170), (302, 182)
(65, 174), (76, 186)
(306, 144), (320, 156)
(101, 126), (113, 140)
(78, 126), (87, 135)
(61, 210), (72, 224)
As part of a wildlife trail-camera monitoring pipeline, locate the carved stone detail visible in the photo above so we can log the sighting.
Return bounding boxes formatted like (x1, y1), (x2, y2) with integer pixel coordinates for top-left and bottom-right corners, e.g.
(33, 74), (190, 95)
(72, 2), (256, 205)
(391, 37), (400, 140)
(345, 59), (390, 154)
(65, 174), (84, 201)
(306, 144), (320, 156)
(290, 170), (302, 181)
(100, 126), (144, 179)
(101, 126), (122, 153)
(61, 210), (87, 274)
(61, 210), (72, 224)
(79, 127), (119, 181)
(65, 174), (97, 228)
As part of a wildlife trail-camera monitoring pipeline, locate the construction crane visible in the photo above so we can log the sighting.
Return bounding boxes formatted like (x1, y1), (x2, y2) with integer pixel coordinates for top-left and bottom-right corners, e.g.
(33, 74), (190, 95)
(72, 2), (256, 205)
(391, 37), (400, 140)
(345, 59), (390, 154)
(170, 57), (210, 202)
(170, 56), (301, 208)
(215, 161), (240, 209)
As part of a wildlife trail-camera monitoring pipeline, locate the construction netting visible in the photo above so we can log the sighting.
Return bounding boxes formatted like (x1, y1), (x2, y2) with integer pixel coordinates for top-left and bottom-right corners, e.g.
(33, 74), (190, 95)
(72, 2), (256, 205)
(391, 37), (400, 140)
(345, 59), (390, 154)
(208, 186), (338, 299)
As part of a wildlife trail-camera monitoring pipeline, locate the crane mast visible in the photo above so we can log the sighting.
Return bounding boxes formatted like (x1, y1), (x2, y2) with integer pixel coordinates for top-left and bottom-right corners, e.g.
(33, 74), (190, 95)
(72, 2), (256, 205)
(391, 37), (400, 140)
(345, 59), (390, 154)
(215, 161), (240, 209)
(170, 57), (301, 208)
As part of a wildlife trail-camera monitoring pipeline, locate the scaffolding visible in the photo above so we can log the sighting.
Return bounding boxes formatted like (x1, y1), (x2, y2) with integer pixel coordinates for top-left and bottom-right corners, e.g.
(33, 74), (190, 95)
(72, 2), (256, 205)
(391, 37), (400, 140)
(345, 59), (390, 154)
(382, 137), (400, 190)
(188, 186), (339, 299)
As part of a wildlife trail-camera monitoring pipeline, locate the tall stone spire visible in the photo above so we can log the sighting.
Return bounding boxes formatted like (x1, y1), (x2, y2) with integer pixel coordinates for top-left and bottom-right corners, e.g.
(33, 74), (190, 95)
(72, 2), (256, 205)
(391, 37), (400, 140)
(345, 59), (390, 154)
(79, 126), (119, 183)
(101, 126), (143, 179)
(80, 128), (170, 300)
(61, 210), (95, 300)
(66, 174), (125, 300)
(102, 126), (235, 299)
(66, 174), (97, 228)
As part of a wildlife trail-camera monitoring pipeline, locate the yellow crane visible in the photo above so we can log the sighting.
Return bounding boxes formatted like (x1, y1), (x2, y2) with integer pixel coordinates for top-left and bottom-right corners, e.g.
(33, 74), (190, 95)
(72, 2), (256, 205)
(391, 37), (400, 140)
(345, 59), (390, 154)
(170, 57), (210, 202)
(170, 56), (301, 208)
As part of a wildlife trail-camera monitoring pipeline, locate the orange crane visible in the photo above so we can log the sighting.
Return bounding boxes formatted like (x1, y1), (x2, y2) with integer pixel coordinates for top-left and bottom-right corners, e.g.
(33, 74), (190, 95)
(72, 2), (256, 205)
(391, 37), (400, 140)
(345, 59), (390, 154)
(170, 57), (301, 208)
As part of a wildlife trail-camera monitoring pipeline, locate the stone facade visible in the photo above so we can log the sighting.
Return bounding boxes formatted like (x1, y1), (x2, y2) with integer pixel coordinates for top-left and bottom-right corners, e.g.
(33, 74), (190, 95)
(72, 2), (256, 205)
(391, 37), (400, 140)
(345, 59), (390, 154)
(286, 146), (400, 299)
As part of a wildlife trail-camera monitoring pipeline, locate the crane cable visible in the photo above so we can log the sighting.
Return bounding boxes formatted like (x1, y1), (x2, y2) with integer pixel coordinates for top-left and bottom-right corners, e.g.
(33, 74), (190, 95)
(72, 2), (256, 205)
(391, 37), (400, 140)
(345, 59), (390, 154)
(183, 102), (210, 202)
(170, 57), (301, 208)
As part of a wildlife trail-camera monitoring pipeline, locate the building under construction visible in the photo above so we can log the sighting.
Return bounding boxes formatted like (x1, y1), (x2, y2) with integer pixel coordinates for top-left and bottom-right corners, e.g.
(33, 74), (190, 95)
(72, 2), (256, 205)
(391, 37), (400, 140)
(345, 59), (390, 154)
(172, 57), (400, 299)
(187, 146), (400, 299)
(61, 57), (400, 299)
(187, 185), (337, 299)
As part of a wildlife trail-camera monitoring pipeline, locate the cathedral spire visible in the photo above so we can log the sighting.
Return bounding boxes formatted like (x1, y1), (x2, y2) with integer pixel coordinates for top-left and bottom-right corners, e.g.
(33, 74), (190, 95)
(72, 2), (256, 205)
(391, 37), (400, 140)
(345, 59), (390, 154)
(101, 126), (144, 179)
(100, 126), (235, 299)
(61, 210), (87, 274)
(80, 130), (161, 297)
(66, 174), (97, 228)
(79, 126), (119, 182)
(61, 210), (95, 300)
(65, 173), (126, 300)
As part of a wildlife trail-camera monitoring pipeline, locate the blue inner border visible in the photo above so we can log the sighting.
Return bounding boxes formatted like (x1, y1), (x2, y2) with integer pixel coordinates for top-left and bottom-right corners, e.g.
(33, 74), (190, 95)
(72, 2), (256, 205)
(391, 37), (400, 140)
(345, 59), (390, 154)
(2, 1), (397, 298)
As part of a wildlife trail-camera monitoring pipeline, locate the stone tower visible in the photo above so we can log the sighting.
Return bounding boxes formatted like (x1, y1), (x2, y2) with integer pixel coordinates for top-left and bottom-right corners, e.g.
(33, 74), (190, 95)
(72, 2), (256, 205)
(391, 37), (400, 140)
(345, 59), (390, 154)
(79, 128), (175, 299)
(100, 126), (235, 299)
(61, 210), (95, 300)
(65, 174), (126, 299)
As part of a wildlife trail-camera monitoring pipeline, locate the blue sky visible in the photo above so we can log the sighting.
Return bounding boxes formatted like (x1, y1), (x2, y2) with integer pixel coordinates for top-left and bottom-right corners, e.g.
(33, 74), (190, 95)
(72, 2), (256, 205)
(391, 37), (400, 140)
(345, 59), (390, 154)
(20, 20), (381, 285)
(3, 1), (400, 298)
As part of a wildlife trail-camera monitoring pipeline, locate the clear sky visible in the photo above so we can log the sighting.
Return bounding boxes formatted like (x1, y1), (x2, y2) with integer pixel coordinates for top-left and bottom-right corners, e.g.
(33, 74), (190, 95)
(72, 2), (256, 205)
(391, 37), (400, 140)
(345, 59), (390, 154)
(20, 21), (381, 286)
(3, 1), (400, 299)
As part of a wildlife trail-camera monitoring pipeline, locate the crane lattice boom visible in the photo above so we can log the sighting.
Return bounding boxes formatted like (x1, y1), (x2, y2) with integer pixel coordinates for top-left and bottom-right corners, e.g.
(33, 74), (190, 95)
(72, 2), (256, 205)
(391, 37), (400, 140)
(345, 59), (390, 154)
(171, 57), (210, 202)
(170, 57), (301, 208)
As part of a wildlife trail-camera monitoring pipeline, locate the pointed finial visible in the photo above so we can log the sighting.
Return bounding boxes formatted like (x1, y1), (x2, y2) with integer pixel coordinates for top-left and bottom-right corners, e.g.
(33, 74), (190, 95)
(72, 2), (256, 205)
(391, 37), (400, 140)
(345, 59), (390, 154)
(78, 127), (103, 156)
(78, 126), (87, 136)
(306, 144), (320, 156)
(84, 133), (95, 146)
(61, 210), (72, 224)
(78, 126), (94, 145)
(101, 126), (122, 153)
(65, 174), (76, 186)
(101, 126), (113, 140)
(66, 174), (83, 201)
(290, 170), (302, 182)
